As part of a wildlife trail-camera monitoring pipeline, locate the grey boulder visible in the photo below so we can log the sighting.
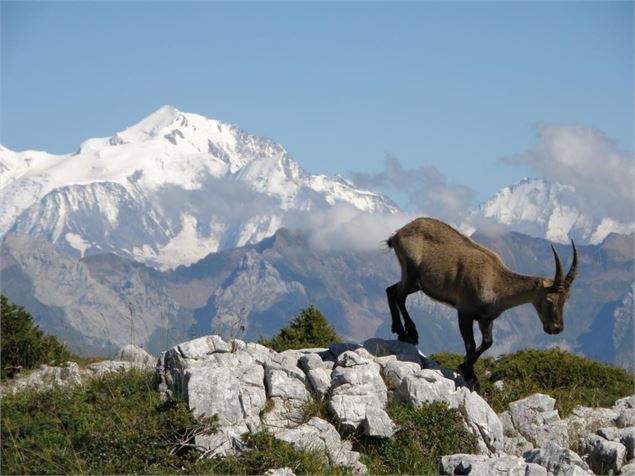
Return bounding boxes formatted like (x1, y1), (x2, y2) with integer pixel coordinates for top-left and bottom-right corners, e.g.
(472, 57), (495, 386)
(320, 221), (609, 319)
(440, 453), (547, 476)
(582, 433), (626, 475)
(327, 349), (394, 438)
(523, 441), (592, 476)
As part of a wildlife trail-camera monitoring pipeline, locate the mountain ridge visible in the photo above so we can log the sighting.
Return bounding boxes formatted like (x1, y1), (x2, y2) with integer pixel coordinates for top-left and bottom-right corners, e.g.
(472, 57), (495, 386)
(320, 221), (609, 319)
(1, 106), (396, 269)
(2, 227), (632, 369)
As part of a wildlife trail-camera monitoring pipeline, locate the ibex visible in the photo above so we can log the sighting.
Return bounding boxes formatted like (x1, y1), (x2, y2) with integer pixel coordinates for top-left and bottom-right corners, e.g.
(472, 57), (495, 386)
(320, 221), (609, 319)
(386, 217), (578, 390)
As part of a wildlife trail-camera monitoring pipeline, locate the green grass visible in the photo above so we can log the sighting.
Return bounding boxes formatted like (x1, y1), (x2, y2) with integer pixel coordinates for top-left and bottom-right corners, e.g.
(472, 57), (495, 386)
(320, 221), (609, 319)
(355, 400), (478, 475)
(0, 369), (350, 475)
(430, 348), (635, 415)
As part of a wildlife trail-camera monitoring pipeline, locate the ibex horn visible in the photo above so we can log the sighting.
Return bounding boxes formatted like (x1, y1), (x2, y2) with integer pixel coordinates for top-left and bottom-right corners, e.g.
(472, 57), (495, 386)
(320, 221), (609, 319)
(551, 244), (564, 290)
(565, 240), (578, 289)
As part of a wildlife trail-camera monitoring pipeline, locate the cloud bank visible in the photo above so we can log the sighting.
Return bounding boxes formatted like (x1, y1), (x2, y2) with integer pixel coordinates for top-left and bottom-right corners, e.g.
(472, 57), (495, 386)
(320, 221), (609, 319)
(351, 155), (475, 224)
(500, 123), (635, 224)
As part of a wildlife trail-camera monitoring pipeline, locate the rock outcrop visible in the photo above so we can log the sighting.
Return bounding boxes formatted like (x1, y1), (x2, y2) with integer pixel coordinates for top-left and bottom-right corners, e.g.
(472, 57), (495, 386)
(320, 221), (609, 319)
(2, 344), (156, 395)
(155, 335), (635, 475)
(156, 335), (511, 471)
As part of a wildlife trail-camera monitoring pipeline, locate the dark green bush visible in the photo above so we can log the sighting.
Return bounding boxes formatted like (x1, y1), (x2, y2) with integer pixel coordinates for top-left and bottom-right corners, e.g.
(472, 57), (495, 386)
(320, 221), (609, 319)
(259, 305), (342, 352)
(1, 295), (75, 380)
(431, 348), (635, 415)
(356, 401), (478, 475)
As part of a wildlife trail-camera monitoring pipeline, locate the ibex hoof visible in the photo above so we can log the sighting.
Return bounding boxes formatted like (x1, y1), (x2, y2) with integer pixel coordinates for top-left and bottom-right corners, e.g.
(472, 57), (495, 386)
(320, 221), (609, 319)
(397, 333), (418, 346)
(458, 364), (480, 392)
(466, 378), (481, 393)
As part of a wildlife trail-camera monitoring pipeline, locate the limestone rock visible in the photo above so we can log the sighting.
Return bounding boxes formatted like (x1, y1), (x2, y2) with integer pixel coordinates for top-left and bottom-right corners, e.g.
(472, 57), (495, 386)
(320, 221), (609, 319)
(396, 368), (457, 407)
(5, 361), (83, 394)
(440, 453), (547, 476)
(507, 393), (569, 449)
(363, 406), (396, 438)
(115, 344), (156, 367)
(88, 360), (150, 377)
(622, 462), (635, 476)
(382, 360), (424, 390)
(620, 427), (635, 460)
(616, 396), (635, 411)
(328, 349), (393, 437)
(157, 337), (272, 456)
(306, 368), (332, 397)
(264, 468), (295, 476)
(614, 395), (635, 428)
(565, 406), (620, 442)
(523, 441), (592, 476)
(273, 417), (367, 474)
(582, 433), (626, 474)
(262, 351), (311, 430)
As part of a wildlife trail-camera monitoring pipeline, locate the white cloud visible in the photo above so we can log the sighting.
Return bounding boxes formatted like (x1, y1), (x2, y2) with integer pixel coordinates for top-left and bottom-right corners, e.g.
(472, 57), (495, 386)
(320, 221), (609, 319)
(500, 123), (635, 224)
(351, 155), (475, 224)
(287, 203), (418, 253)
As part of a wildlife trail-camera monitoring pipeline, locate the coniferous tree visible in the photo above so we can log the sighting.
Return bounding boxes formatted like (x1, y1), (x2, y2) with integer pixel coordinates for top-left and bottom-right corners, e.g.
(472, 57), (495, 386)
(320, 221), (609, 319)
(259, 305), (342, 352)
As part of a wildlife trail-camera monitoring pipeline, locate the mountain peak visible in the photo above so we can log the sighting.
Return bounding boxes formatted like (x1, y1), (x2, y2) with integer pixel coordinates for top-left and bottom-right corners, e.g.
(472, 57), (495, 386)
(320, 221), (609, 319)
(118, 105), (185, 143)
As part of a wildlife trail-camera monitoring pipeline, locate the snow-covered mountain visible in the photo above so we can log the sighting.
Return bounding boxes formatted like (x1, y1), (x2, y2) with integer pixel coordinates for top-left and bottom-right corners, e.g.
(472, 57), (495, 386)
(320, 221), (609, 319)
(461, 178), (635, 244)
(0, 106), (396, 269)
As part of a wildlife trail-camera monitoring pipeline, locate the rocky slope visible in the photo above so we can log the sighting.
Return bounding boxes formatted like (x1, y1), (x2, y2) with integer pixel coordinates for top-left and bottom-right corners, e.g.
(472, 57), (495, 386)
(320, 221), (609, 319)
(156, 335), (635, 475)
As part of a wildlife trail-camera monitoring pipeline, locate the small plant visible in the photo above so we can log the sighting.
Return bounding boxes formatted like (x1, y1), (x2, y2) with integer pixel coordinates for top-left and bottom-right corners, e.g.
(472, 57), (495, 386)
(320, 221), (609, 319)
(356, 400), (478, 475)
(303, 394), (330, 423)
(259, 305), (342, 352)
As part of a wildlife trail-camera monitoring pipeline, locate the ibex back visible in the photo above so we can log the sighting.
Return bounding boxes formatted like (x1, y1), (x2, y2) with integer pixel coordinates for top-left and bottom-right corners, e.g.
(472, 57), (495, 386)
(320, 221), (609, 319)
(386, 217), (578, 391)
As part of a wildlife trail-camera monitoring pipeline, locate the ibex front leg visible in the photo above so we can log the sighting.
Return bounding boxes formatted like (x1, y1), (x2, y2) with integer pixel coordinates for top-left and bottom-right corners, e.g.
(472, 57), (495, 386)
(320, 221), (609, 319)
(473, 319), (493, 362)
(458, 312), (479, 391)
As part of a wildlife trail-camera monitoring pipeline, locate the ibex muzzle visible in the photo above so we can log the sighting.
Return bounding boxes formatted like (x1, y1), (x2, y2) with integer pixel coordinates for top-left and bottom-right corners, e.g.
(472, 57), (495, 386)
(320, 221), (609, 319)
(386, 217), (578, 391)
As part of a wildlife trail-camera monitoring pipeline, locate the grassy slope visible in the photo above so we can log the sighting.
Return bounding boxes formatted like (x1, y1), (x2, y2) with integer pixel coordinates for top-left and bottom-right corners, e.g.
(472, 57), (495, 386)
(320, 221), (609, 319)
(431, 348), (634, 415)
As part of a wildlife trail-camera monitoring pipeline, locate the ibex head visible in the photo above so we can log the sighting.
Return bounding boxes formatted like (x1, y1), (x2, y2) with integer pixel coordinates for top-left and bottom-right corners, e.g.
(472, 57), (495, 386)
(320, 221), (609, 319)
(533, 241), (578, 335)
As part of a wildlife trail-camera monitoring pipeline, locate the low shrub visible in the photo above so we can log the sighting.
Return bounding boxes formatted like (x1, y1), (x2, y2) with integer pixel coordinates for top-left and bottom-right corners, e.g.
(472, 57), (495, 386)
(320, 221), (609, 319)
(356, 400), (478, 475)
(1, 295), (76, 380)
(430, 348), (634, 415)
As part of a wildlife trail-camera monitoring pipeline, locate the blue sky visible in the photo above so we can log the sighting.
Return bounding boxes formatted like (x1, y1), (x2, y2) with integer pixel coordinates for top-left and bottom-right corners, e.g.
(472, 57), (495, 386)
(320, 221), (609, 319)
(2, 1), (633, 204)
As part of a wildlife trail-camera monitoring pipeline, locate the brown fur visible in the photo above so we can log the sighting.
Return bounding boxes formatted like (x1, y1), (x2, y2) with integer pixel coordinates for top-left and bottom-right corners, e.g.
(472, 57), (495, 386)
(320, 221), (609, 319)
(386, 217), (578, 391)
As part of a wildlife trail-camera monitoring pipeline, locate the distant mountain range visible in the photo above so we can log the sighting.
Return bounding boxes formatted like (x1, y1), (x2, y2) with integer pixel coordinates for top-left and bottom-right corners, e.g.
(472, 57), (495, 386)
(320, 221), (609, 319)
(2, 228), (632, 369)
(463, 178), (635, 244)
(2, 106), (633, 272)
(1, 107), (632, 368)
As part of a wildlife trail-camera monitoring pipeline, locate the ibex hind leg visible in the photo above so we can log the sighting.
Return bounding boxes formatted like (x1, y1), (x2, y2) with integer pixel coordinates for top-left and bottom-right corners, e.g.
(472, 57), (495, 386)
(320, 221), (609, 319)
(396, 288), (419, 345)
(387, 283), (407, 340)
